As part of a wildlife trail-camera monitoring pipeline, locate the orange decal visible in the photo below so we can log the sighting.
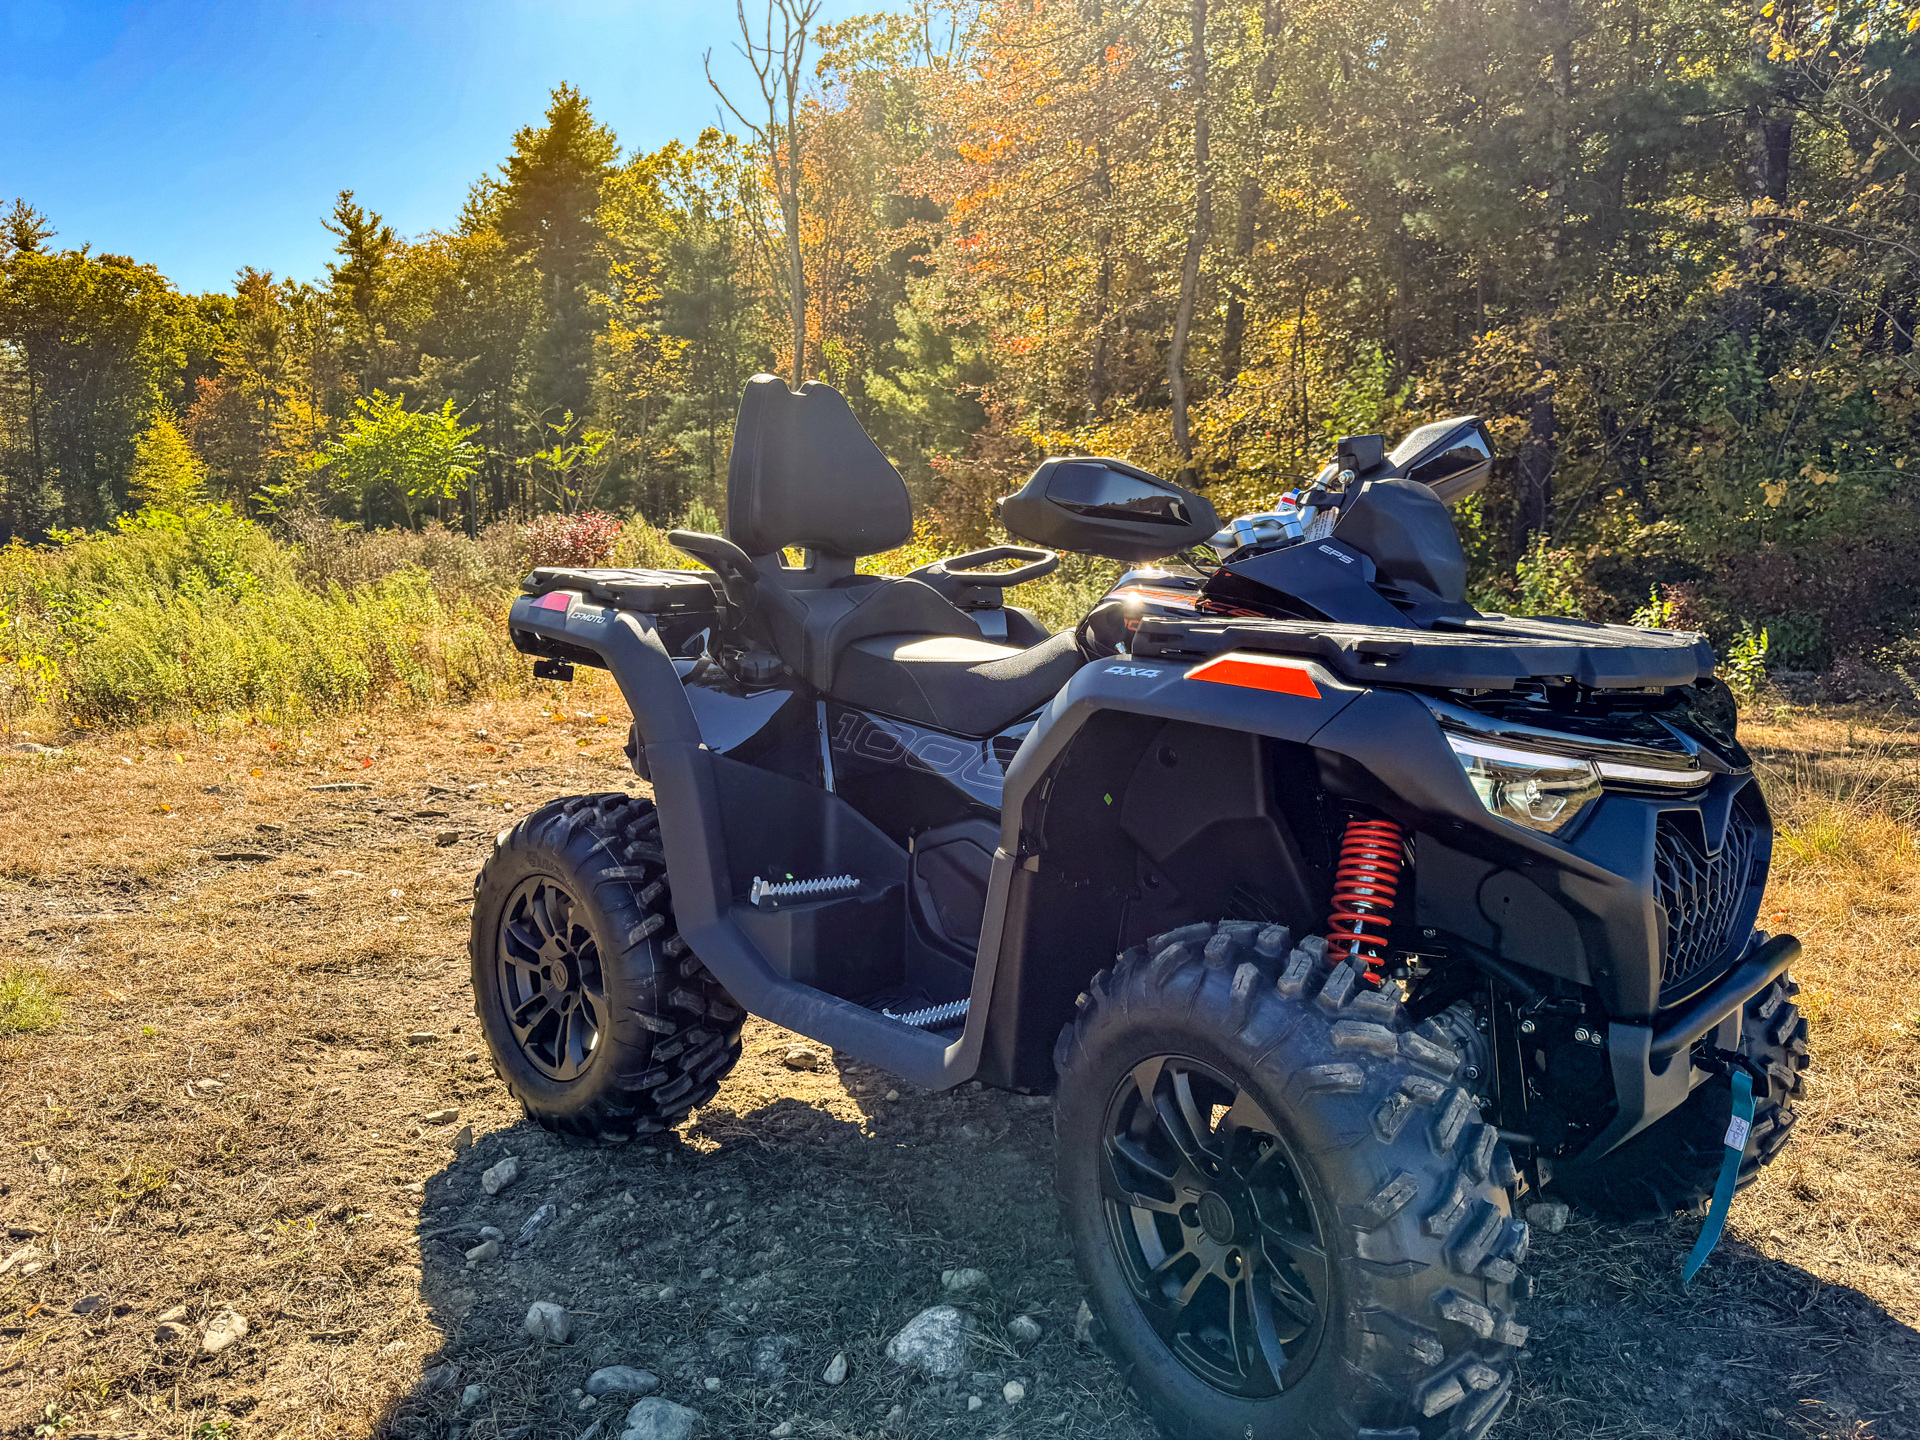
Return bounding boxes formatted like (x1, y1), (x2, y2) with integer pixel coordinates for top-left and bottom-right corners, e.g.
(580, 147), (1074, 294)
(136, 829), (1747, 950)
(1186, 653), (1321, 698)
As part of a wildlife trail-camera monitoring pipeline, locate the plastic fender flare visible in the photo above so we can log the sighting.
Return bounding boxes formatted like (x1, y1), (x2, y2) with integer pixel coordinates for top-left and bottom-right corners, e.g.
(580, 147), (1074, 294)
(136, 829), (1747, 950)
(996, 653), (1366, 855)
(508, 595), (701, 750)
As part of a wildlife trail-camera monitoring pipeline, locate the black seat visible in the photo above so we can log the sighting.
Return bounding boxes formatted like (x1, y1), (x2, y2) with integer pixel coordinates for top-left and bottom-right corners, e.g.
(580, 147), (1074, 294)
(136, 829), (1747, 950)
(721, 375), (1083, 735)
(835, 630), (1082, 734)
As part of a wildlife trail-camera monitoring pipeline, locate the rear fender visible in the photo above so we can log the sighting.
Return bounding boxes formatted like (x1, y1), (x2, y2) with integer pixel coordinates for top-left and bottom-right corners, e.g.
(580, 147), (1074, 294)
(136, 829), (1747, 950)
(507, 592), (702, 751)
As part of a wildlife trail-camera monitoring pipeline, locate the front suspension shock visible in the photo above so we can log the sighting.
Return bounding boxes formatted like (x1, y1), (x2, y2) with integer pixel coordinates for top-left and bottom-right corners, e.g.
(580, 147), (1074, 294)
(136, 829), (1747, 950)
(1325, 816), (1407, 984)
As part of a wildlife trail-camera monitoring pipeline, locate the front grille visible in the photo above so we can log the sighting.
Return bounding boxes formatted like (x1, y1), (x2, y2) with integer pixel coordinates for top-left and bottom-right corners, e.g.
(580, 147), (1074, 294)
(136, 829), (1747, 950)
(1654, 811), (1759, 992)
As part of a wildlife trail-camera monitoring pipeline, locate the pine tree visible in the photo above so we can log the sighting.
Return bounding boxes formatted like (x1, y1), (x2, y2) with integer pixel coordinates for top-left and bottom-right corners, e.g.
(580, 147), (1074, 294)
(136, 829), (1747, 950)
(497, 84), (620, 428)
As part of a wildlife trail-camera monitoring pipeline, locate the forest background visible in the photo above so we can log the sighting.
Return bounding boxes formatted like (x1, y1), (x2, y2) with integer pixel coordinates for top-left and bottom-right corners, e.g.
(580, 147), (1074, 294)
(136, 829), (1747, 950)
(0, 0), (1915, 729)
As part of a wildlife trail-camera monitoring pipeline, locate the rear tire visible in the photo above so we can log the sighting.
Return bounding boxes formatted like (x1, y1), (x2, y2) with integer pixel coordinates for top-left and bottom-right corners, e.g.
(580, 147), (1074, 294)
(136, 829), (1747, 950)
(1053, 921), (1529, 1439)
(1550, 974), (1811, 1221)
(469, 792), (744, 1141)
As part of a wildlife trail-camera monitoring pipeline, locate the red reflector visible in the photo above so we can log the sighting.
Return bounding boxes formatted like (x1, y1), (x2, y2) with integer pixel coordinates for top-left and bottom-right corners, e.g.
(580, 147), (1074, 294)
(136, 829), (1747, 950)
(1186, 653), (1321, 698)
(535, 591), (571, 611)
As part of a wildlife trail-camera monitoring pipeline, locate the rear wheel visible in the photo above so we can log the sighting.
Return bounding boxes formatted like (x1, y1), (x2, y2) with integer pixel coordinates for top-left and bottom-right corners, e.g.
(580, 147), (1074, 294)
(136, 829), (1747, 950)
(1054, 921), (1529, 1439)
(1550, 974), (1810, 1221)
(469, 793), (744, 1140)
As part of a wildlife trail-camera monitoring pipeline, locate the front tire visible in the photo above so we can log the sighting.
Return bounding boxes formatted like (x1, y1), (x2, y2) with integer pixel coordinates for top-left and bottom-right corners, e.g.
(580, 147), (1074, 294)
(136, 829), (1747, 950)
(469, 793), (744, 1141)
(1054, 922), (1529, 1439)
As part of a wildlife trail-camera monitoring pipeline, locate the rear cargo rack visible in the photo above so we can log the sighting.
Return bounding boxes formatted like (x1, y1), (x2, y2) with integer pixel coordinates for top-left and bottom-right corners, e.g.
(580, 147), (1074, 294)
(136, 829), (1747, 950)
(1130, 614), (1715, 691)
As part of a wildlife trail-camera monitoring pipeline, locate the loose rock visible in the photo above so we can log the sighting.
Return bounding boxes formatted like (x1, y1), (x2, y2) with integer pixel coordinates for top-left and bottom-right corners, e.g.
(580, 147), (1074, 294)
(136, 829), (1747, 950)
(524, 1300), (572, 1344)
(454, 1125), (474, 1154)
(884, 1305), (974, 1378)
(1006, 1314), (1043, 1344)
(780, 1046), (821, 1071)
(1074, 1299), (1102, 1347)
(518, 1202), (558, 1242)
(481, 1157), (520, 1195)
(1003, 1379), (1026, 1405)
(967, 1395), (982, 1411)
(620, 1398), (701, 1441)
(72, 1294), (105, 1315)
(459, 1383), (486, 1411)
(478, 1225), (504, 1242)
(586, 1366), (661, 1398)
(464, 1238), (500, 1264)
(435, 831), (461, 847)
(751, 1334), (798, 1379)
(1527, 1200), (1570, 1234)
(155, 1304), (188, 1324)
(202, 1311), (249, 1354)
(821, 1351), (848, 1385)
(423, 1108), (458, 1125)
(405, 1031), (439, 1045)
(941, 1267), (987, 1292)
(154, 1321), (192, 1345)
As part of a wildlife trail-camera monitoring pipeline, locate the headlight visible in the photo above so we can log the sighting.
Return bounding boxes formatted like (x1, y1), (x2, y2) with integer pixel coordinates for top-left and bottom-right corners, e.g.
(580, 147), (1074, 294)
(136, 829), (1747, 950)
(1446, 733), (1602, 835)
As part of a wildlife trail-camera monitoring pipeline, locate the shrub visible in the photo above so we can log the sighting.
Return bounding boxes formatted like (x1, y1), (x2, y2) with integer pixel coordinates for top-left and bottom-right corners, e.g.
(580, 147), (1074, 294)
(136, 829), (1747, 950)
(1724, 621), (1771, 702)
(0, 964), (61, 1034)
(522, 511), (624, 569)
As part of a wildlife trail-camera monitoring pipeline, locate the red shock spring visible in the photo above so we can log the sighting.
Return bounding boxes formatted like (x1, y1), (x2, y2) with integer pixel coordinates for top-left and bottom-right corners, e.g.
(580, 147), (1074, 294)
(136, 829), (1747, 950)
(1325, 817), (1407, 983)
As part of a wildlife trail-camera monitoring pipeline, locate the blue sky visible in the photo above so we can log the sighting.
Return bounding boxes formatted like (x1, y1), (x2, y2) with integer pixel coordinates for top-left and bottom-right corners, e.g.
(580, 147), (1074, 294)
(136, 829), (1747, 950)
(1, 0), (873, 295)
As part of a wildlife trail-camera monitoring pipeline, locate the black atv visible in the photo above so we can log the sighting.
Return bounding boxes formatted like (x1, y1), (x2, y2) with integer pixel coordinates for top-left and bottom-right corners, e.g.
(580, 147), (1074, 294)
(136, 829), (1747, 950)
(469, 376), (1809, 1439)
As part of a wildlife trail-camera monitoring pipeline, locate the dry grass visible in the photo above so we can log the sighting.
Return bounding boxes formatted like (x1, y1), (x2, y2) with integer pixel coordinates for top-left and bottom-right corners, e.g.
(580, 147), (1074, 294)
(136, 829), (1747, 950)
(1740, 706), (1920, 1320)
(0, 695), (1912, 1440)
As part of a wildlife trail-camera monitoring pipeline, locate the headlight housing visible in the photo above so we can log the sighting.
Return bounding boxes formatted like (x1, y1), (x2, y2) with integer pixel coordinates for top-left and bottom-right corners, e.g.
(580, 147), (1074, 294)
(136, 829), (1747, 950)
(1446, 733), (1603, 835)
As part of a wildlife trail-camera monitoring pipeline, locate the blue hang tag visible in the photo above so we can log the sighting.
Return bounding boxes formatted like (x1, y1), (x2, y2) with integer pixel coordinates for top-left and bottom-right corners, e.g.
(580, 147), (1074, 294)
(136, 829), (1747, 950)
(1682, 1068), (1755, 1285)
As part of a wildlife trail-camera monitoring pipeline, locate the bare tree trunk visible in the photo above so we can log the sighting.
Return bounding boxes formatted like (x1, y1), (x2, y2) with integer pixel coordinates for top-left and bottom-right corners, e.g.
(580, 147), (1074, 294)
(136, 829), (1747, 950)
(1220, 0), (1285, 386)
(709, 0), (820, 388)
(1167, 0), (1212, 468)
(1511, 9), (1569, 555)
(1734, 0), (1798, 342)
(1088, 140), (1114, 413)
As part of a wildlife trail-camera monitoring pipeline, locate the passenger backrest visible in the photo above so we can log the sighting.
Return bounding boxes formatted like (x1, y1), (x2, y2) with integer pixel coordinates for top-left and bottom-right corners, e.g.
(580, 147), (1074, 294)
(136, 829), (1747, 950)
(727, 375), (913, 561)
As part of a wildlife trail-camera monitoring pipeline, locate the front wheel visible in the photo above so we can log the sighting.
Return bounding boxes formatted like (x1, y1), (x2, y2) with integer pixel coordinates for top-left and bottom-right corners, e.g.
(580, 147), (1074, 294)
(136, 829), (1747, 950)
(1054, 922), (1529, 1439)
(469, 793), (744, 1141)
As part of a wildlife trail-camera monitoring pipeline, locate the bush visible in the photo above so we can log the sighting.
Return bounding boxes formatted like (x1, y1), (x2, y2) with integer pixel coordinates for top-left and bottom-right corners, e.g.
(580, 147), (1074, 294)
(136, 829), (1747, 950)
(522, 511), (624, 569)
(2, 508), (528, 727)
(0, 964), (61, 1034)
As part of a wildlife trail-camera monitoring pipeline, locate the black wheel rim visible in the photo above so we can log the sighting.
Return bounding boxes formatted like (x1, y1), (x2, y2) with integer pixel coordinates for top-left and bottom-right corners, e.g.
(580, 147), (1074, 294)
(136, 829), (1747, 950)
(495, 875), (606, 1082)
(1101, 1055), (1329, 1397)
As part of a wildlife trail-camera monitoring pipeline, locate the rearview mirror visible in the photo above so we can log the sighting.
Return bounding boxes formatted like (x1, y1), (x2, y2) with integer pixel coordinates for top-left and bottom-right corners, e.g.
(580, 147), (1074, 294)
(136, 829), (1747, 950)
(999, 457), (1220, 562)
(1388, 416), (1494, 505)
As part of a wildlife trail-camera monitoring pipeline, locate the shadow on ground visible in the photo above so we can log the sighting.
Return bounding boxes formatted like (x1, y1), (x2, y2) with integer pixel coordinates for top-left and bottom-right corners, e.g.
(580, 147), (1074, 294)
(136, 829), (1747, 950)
(378, 1064), (1918, 1441)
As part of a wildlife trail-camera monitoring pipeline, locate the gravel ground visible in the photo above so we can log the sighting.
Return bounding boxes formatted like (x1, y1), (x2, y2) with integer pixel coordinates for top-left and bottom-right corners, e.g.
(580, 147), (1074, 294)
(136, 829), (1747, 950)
(0, 696), (1913, 1439)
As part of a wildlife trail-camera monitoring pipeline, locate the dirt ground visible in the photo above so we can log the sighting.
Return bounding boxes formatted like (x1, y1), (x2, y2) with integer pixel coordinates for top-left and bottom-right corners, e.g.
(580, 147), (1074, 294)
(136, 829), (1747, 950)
(0, 690), (1914, 1440)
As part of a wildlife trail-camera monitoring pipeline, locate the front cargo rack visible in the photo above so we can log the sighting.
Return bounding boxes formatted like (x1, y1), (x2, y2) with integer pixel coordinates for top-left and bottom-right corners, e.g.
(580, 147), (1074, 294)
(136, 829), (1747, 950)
(1129, 613), (1716, 692)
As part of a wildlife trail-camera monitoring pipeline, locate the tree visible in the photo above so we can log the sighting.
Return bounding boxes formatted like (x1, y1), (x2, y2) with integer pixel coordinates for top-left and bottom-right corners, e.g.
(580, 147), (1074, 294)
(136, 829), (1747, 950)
(708, 0), (825, 385)
(498, 84), (621, 426)
(128, 415), (208, 512)
(0, 240), (189, 534)
(317, 393), (480, 527)
(323, 190), (400, 398)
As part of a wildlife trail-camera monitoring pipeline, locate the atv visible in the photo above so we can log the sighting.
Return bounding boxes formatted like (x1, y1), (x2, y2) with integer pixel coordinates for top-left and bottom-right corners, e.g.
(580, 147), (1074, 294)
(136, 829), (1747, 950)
(469, 375), (1809, 1439)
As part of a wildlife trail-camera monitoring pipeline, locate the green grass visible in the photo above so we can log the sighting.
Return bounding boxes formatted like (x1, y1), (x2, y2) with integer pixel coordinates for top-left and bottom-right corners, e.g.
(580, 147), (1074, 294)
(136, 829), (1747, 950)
(0, 964), (62, 1034)
(2, 505), (1131, 730)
